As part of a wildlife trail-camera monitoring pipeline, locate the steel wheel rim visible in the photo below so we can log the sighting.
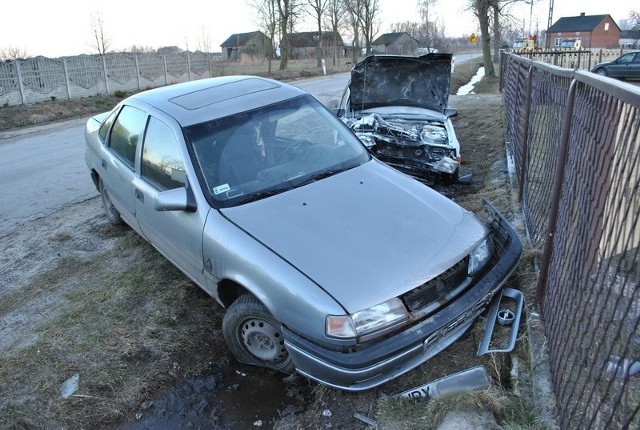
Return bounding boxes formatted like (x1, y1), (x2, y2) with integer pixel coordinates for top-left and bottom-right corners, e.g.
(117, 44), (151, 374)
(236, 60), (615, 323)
(240, 317), (286, 362)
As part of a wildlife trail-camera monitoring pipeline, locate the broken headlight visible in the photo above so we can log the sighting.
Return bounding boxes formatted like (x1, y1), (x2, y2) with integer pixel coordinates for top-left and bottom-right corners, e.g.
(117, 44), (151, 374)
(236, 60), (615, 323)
(326, 298), (409, 339)
(468, 237), (492, 276)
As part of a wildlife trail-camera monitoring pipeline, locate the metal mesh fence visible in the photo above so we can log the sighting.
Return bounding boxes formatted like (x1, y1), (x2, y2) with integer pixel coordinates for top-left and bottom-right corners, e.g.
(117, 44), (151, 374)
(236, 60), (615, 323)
(502, 52), (640, 429)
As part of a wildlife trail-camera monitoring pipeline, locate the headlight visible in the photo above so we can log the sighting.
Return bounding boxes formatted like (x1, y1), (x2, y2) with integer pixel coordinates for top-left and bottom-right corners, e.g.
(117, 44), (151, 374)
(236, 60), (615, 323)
(326, 298), (409, 339)
(468, 237), (492, 276)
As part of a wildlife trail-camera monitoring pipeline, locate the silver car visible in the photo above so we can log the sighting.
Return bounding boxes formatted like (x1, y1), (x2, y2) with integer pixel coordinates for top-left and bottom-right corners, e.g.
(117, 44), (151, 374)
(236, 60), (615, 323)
(84, 76), (521, 391)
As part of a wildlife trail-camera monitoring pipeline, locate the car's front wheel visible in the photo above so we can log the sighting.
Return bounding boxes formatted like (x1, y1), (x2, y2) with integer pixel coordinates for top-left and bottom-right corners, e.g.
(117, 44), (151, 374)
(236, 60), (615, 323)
(99, 178), (122, 225)
(595, 68), (608, 76)
(223, 294), (295, 373)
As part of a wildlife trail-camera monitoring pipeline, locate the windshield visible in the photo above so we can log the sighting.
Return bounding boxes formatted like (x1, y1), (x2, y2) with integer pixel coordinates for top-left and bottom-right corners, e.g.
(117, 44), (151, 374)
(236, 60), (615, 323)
(185, 94), (370, 207)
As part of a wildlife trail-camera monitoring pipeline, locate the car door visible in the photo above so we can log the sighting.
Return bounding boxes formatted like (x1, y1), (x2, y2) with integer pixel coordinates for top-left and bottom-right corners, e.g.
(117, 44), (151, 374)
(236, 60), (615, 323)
(133, 115), (208, 288)
(629, 53), (640, 78)
(101, 105), (147, 228)
(608, 53), (635, 78)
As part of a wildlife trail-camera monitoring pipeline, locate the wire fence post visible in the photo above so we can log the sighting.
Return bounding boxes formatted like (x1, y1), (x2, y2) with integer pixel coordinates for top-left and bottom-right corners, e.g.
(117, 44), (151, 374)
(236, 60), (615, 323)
(535, 78), (577, 307)
(518, 65), (534, 202)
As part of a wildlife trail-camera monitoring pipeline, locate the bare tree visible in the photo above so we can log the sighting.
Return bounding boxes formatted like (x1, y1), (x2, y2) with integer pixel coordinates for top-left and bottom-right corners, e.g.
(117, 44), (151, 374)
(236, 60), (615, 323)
(250, 0), (279, 74)
(344, 0), (362, 63)
(277, 0), (292, 70)
(419, 0), (438, 47)
(89, 11), (111, 55)
(0, 47), (29, 61)
(307, 0), (329, 67)
(470, 0), (495, 76)
(196, 26), (213, 53)
(359, 0), (381, 55)
(325, 0), (346, 65)
(630, 10), (640, 30)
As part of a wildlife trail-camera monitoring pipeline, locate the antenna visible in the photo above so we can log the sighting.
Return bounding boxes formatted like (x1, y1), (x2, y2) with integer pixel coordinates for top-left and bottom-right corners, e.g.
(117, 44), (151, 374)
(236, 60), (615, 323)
(547, 0), (554, 30)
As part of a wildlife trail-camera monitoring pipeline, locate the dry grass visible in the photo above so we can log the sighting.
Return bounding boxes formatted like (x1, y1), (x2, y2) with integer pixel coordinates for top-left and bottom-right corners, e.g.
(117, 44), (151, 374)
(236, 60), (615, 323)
(0, 229), (220, 429)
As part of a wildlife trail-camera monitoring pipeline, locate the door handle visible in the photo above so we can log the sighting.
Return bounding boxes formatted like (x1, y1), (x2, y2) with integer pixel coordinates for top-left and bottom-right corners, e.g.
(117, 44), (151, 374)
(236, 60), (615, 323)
(101, 159), (107, 169)
(135, 189), (144, 203)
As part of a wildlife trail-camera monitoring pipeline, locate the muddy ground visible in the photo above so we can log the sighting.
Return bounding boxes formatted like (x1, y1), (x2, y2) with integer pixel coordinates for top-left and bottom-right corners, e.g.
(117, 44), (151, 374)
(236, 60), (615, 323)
(0, 72), (538, 429)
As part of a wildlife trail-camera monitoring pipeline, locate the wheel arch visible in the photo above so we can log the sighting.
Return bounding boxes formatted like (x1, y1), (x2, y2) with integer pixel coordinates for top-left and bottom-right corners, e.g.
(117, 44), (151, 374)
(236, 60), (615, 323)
(216, 278), (252, 309)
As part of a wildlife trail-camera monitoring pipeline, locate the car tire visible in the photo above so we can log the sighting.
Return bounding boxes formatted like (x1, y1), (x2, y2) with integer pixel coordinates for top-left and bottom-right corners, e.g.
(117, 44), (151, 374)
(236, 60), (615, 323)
(223, 294), (295, 374)
(595, 68), (607, 76)
(99, 178), (122, 225)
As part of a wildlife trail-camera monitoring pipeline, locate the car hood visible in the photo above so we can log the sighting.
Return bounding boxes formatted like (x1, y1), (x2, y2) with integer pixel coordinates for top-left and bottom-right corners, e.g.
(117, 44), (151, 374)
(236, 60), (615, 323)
(348, 53), (452, 114)
(220, 160), (485, 313)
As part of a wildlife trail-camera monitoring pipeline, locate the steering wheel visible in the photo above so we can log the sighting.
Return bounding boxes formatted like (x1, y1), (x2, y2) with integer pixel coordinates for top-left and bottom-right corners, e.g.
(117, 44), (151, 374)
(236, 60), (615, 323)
(279, 139), (314, 163)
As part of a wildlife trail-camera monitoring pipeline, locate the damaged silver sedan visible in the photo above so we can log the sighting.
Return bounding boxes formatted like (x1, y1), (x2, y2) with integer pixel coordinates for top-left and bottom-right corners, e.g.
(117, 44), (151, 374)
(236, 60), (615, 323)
(337, 53), (463, 183)
(84, 76), (521, 391)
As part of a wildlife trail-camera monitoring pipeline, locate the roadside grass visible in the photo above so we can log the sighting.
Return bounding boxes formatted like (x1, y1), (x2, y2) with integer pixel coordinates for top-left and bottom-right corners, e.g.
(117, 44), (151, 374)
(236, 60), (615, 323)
(0, 229), (220, 429)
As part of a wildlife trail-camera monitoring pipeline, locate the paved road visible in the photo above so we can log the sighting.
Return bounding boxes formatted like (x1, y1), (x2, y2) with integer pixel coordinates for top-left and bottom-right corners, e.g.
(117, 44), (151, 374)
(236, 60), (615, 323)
(0, 118), (97, 235)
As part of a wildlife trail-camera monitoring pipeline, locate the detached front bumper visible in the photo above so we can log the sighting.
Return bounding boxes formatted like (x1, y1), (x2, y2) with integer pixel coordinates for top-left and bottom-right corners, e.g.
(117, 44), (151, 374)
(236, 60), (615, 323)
(283, 201), (522, 391)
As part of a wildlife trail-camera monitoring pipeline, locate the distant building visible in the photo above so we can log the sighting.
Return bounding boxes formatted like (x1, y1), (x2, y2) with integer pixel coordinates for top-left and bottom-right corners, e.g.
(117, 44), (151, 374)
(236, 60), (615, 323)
(546, 13), (620, 49)
(287, 31), (344, 59)
(220, 31), (272, 61)
(157, 46), (182, 55)
(620, 30), (640, 49)
(371, 32), (419, 55)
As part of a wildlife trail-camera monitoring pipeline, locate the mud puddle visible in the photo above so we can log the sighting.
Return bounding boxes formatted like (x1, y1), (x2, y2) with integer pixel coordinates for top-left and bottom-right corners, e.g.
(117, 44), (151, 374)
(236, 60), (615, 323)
(120, 354), (313, 429)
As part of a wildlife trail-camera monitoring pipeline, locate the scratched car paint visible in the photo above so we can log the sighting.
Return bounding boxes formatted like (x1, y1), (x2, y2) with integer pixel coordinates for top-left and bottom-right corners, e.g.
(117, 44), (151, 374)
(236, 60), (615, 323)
(84, 75), (521, 391)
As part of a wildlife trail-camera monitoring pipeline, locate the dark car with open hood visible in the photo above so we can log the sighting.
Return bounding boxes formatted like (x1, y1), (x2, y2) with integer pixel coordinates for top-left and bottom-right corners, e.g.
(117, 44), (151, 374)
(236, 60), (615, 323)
(336, 53), (464, 184)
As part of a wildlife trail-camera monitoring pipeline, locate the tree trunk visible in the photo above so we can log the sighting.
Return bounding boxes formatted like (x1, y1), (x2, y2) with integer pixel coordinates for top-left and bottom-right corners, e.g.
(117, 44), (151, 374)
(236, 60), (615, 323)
(477, 0), (495, 77)
(492, 3), (501, 64)
(278, 0), (290, 71)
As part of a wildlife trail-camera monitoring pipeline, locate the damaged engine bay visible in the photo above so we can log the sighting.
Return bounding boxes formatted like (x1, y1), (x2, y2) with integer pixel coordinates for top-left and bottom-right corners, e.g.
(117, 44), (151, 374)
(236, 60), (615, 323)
(343, 112), (460, 183)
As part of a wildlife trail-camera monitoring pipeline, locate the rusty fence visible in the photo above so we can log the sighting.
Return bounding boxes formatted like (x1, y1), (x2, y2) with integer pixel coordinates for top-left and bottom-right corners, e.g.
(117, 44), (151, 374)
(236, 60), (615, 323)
(501, 52), (640, 429)
(512, 48), (628, 72)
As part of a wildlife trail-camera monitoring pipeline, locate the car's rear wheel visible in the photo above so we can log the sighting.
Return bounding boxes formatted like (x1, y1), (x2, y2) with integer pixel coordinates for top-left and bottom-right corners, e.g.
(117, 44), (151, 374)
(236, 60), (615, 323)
(595, 68), (608, 76)
(99, 178), (122, 225)
(223, 294), (294, 373)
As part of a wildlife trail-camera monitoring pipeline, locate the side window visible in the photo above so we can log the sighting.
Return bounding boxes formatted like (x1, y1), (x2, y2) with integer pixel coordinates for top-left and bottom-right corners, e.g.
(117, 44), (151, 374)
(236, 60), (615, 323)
(98, 109), (118, 143)
(619, 54), (633, 64)
(141, 117), (186, 190)
(109, 105), (146, 168)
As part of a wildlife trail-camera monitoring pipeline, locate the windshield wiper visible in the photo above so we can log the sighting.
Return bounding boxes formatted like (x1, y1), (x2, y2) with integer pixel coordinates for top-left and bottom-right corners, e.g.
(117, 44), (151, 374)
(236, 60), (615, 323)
(233, 186), (292, 205)
(295, 164), (358, 186)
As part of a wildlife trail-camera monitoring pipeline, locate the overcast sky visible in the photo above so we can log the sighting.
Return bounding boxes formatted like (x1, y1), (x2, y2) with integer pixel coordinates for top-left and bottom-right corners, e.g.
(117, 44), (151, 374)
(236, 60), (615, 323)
(1, 0), (632, 58)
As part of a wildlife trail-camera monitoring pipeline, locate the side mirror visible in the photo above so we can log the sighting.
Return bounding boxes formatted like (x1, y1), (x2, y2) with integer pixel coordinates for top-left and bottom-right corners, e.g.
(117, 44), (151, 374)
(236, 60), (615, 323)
(445, 107), (458, 118)
(155, 186), (197, 212)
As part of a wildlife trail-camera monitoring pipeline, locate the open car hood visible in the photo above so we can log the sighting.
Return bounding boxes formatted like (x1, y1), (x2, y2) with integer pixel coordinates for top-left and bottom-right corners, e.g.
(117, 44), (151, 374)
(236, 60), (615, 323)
(348, 53), (452, 114)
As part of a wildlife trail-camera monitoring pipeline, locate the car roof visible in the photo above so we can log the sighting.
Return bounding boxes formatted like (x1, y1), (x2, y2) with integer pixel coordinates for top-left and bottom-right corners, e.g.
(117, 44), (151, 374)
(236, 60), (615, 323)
(127, 75), (307, 127)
